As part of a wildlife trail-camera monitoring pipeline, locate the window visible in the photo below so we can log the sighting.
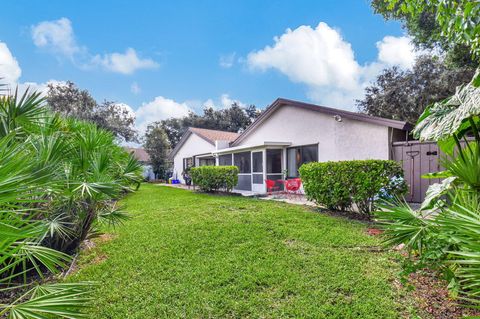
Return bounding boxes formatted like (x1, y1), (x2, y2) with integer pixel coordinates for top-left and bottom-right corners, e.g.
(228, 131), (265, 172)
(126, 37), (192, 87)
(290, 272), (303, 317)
(234, 152), (251, 173)
(199, 158), (215, 166)
(266, 149), (282, 173)
(252, 152), (263, 172)
(287, 144), (318, 178)
(252, 151), (263, 185)
(218, 154), (232, 166)
(183, 157), (193, 172)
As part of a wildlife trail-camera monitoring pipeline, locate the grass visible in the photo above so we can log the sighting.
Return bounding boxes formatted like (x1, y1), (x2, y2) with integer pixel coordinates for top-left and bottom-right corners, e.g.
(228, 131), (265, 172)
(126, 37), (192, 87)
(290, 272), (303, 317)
(71, 184), (410, 318)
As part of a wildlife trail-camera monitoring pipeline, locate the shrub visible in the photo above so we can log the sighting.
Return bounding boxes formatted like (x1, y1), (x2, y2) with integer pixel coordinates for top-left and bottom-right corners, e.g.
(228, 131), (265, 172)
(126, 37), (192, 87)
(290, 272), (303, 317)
(299, 160), (407, 216)
(190, 166), (239, 192)
(0, 87), (143, 318)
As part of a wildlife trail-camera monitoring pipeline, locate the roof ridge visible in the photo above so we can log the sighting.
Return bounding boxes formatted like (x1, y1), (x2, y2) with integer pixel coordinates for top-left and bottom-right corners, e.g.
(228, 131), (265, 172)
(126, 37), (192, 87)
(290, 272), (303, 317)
(189, 127), (239, 134)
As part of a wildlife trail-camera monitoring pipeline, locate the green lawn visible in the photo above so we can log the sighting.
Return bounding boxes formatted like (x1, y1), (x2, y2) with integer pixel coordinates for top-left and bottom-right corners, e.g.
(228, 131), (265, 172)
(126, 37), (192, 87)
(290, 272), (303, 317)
(72, 184), (410, 318)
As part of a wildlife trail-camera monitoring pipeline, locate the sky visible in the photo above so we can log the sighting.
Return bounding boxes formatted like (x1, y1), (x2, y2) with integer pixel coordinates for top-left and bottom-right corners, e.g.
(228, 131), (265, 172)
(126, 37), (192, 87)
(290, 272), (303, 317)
(0, 0), (416, 133)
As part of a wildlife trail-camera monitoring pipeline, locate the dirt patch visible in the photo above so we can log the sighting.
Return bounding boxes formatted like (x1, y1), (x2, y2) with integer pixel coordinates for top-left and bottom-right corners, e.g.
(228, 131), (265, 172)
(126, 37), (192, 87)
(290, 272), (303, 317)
(284, 239), (297, 247)
(366, 228), (383, 236)
(81, 233), (117, 250)
(98, 233), (117, 242)
(314, 207), (373, 222)
(407, 270), (480, 319)
(91, 253), (108, 265)
(67, 233), (115, 276)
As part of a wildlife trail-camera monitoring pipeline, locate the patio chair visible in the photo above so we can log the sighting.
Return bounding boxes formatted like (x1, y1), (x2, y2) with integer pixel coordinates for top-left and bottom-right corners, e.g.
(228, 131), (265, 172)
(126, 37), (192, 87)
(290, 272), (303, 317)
(265, 179), (280, 195)
(283, 178), (302, 200)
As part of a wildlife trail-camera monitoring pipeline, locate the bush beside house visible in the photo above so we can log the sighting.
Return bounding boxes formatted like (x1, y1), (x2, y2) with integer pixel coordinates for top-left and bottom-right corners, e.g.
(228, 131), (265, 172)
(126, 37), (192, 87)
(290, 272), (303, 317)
(300, 160), (407, 216)
(190, 166), (239, 192)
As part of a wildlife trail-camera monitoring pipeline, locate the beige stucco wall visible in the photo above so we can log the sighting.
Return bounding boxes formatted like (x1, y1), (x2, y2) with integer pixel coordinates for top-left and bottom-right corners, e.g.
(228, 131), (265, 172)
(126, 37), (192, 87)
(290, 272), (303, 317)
(173, 134), (215, 183)
(238, 104), (390, 161)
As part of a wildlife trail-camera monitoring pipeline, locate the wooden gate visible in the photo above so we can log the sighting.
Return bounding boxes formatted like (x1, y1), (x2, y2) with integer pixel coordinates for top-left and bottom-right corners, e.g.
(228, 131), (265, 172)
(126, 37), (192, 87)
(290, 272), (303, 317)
(392, 141), (441, 203)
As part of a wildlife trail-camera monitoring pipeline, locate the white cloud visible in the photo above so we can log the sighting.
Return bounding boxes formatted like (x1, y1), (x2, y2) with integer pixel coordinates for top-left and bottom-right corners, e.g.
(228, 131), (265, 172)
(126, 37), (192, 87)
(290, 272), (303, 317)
(134, 93), (248, 135)
(248, 23), (360, 91)
(219, 52), (236, 68)
(92, 48), (159, 74)
(246, 22), (421, 109)
(191, 94), (246, 110)
(130, 82), (141, 94)
(376, 36), (417, 69)
(0, 42), (65, 96)
(16, 80), (63, 96)
(31, 18), (158, 74)
(220, 93), (245, 108)
(31, 18), (82, 59)
(0, 42), (22, 85)
(135, 96), (191, 133)
(202, 98), (215, 109)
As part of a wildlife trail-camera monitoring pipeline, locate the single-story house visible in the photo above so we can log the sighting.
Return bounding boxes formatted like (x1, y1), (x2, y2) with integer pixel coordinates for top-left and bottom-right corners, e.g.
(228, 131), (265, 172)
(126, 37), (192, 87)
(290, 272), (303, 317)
(169, 127), (240, 181)
(125, 147), (155, 180)
(169, 98), (412, 194)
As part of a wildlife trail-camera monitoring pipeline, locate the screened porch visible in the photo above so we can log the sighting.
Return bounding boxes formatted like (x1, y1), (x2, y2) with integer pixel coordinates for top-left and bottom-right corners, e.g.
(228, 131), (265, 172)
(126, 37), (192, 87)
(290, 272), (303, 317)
(213, 142), (319, 194)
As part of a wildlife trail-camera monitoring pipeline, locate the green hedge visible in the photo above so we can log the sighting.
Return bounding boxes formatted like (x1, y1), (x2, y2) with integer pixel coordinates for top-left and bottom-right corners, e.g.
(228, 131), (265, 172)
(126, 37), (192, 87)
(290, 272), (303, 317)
(299, 160), (407, 216)
(190, 166), (239, 192)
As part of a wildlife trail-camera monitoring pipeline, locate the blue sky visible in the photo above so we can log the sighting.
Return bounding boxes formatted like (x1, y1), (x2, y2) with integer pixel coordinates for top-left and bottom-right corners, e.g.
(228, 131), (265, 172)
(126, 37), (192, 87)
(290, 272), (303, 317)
(0, 0), (415, 132)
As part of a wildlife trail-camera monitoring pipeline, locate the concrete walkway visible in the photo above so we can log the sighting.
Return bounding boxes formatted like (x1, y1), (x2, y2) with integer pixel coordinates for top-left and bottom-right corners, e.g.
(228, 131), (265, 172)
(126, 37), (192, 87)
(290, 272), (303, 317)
(155, 183), (316, 206)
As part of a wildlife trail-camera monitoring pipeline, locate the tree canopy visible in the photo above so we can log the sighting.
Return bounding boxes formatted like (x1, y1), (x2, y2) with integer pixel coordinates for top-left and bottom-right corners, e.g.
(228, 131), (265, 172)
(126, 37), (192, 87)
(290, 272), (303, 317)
(47, 81), (137, 142)
(372, 0), (480, 67)
(159, 103), (261, 148)
(357, 55), (475, 124)
(362, 0), (480, 124)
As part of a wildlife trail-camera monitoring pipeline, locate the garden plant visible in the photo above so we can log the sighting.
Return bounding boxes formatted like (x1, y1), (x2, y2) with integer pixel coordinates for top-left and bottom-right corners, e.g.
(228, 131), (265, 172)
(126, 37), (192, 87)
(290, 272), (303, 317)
(0, 87), (143, 319)
(300, 159), (407, 217)
(375, 0), (480, 306)
(190, 165), (239, 193)
(376, 70), (480, 302)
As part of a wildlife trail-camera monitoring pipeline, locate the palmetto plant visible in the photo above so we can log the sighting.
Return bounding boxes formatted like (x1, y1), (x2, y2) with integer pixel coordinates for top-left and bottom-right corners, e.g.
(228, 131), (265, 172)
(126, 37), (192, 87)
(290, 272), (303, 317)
(0, 86), (142, 318)
(0, 132), (93, 319)
(377, 69), (480, 302)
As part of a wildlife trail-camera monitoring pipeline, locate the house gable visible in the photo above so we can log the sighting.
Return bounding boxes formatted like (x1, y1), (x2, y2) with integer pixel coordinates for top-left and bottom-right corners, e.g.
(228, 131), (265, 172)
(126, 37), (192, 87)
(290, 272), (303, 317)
(237, 103), (392, 161)
(232, 98), (411, 147)
(172, 133), (216, 180)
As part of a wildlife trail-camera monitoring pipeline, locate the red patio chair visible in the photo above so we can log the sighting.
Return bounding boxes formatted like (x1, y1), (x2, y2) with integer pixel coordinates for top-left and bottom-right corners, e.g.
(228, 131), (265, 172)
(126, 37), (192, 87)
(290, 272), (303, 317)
(265, 179), (280, 195)
(284, 178), (302, 199)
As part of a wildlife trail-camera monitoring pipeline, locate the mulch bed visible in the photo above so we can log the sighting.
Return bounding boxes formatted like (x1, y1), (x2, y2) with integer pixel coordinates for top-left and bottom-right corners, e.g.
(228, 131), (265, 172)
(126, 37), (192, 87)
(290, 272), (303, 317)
(314, 207), (374, 222)
(362, 226), (479, 318)
(405, 270), (480, 318)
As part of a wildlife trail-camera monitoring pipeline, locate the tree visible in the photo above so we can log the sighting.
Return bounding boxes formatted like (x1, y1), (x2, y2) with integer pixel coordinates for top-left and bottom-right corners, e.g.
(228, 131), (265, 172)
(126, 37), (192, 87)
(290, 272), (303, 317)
(357, 55), (476, 124)
(372, 0), (480, 67)
(159, 103), (261, 148)
(388, 0), (479, 57)
(47, 81), (137, 142)
(159, 117), (184, 150)
(144, 123), (171, 180)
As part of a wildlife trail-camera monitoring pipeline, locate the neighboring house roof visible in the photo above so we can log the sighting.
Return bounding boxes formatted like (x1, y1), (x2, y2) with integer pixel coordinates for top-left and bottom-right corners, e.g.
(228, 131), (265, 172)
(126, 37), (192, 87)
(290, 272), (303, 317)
(231, 98), (413, 146)
(125, 147), (150, 163)
(189, 127), (240, 144)
(169, 127), (240, 159)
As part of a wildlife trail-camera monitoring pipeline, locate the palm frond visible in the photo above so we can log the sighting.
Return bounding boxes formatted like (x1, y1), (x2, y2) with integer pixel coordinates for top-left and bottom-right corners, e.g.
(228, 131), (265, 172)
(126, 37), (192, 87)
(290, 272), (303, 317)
(1, 282), (95, 319)
(413, 69), (480, 143)
(97, 204), (130, 228)
(375, 198), (432, 253)
(420, 176), (456, 211)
